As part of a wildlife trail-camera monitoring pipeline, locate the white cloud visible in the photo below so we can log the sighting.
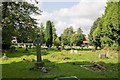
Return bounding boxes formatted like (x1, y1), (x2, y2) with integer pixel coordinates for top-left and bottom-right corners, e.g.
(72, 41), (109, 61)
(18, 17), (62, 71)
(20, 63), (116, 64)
(34, 0), (107, 36)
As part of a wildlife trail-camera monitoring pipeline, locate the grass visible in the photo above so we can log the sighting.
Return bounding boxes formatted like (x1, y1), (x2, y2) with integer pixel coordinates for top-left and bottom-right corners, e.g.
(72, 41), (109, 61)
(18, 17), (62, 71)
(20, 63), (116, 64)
(0, 47), (119, 79)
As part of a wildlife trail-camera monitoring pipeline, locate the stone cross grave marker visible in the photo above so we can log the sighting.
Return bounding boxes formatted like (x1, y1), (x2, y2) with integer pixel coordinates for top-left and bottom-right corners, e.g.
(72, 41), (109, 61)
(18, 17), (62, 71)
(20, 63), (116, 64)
(33, 34), (44, 68)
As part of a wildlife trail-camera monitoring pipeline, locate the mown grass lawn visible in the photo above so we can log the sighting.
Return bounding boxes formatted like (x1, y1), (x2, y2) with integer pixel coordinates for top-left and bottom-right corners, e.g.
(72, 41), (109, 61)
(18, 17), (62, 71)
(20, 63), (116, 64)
(0, 47), (119, 79)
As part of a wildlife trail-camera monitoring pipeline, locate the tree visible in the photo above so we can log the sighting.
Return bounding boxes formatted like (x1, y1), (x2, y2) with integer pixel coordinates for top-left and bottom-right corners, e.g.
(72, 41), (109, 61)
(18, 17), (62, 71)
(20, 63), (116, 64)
(101, 2), (120, 50)
(70, 27), (85, 46)
(76, 28), (85, 46)
(92, 27), (102, 49)
(51, 22), (57, 45)
(54, 37), (61, 49)
(45, 20), (53, 48)
(89, 17), (102, 49)
(39, 23), (45, 44)
(88, 18), (101, 46)
(2, 2), (41, 49)
(89, 1), (120, 50)
(62, 26), (74, 46)
(61, 26), (85, 47)
(70, 34), (78, 46)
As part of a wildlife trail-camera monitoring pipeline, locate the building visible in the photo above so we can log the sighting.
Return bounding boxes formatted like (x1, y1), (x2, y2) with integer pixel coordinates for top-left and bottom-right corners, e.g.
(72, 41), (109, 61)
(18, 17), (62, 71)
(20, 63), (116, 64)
(82, 37), (89, 47)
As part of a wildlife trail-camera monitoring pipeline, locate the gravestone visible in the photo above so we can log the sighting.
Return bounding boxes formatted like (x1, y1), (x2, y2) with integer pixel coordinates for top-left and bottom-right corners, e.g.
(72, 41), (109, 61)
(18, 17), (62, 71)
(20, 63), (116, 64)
(70, 50), (74, 54)
(70, 50), (78, 54)
(2, 53), (8, 60)
(33, 34), (44, 68)
(74, 50), (78, 54)
(98, 53), (108, 59)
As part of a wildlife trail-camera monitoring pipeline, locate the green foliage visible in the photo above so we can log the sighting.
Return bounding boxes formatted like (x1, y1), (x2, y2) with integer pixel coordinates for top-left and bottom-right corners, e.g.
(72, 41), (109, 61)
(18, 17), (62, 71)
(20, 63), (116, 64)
(54, 37), (61, 48)
(76, 28), (85, 46)
(61, 26), (74, 45)
(45, 20), (53, 47)
(36, 23), (45, 44)
(89, 1), (120, 50)
(101, 2), (120, 50)
(52, 22), (57, 45)
(89, 18), (101, 46)
(92, 26), (101, 49)
(70, 34), (78, 46)
(2, 2), (41, 49)
(61, 26), (85, 46)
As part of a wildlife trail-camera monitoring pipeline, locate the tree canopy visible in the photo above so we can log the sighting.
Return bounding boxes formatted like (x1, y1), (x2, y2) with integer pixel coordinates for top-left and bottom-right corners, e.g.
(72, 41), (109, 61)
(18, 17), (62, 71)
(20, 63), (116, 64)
(2, 2), (41, 49)
(45, 20), (53, 48)
(61, 26), (85, 46)
(89, 1), (120, 50)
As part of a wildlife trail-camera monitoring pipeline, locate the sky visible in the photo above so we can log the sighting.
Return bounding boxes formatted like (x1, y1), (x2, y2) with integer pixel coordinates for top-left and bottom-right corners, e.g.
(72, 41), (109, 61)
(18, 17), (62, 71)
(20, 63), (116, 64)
(32, 0), (107, 37)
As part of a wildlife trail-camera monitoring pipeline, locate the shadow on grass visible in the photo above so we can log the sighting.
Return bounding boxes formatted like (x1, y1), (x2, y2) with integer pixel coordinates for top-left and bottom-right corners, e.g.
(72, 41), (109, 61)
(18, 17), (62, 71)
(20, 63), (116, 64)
(1, 48), (53, 58)
(1, 47), (100, 59)
(65, 48), (94, 51)
(1, 59), (119, 80)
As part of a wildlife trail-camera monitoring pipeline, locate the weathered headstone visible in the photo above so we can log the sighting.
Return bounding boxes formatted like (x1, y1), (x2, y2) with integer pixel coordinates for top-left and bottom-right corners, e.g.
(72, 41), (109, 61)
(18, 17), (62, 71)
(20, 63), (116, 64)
(74, 50), (78, 54)
(98, 53), (108, 59)
(2, 53), (8, 60)
(33, 34), (44, 68)
(70, 50), (74, 54)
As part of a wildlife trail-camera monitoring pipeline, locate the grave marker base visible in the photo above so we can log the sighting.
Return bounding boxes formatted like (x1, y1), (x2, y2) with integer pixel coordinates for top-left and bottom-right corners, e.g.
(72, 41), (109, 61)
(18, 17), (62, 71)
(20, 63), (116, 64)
(35, 62), (45, 68)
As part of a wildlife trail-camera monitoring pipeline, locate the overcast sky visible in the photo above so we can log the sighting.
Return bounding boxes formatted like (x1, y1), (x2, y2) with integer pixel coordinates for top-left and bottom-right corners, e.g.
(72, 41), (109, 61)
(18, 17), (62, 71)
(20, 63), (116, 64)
(32, 0), (107, 37)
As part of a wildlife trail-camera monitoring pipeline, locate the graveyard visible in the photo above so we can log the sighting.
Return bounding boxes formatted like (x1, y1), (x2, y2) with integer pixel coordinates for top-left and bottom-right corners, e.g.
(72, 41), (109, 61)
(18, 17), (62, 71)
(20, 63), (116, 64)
(1, 46), (119, 79)
(1, 1), (120, 80)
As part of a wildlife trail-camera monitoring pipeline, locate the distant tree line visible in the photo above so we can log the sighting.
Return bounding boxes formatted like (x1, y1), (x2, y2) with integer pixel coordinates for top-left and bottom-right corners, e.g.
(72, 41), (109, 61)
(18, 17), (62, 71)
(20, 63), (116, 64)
(44, 21), (85, 49)
(89, 1), (120, 50)
(61, 26), (85, 47)
(1, 2), (88, 50)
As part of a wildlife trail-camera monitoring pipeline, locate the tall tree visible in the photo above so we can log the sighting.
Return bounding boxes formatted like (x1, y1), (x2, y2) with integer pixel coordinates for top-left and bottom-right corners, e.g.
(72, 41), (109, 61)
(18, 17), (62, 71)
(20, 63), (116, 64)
(88, 18), (101, 45)
(89, 1), (120, 50)
(101, 1), (120, 49)
(45, 20), (53, 48)
(39, 23), (45, 44)
(2, 2), (41, 49)
(76, 28), (85, 46)
(51, 22), (57, 45)
(62, 26), (74, 46)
